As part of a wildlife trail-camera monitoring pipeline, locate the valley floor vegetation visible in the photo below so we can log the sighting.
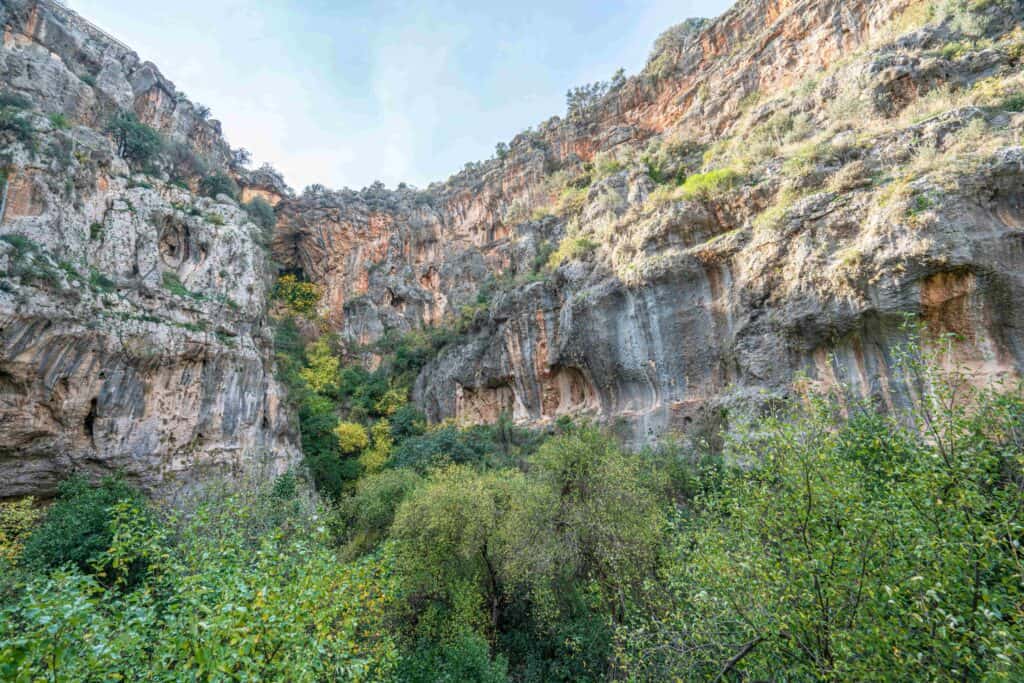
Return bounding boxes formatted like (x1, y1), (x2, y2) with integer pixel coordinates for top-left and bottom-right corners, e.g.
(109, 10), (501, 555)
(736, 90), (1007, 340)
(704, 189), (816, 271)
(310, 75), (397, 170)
(1, 313), (1023, 681)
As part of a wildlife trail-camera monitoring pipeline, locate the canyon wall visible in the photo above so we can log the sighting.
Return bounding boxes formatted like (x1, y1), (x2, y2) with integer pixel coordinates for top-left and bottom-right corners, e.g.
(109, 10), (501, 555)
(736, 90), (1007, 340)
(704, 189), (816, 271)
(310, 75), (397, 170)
(275, 0), (1024, 442)
(3, 0), (1024, 502)
(0, 0), (299, 498)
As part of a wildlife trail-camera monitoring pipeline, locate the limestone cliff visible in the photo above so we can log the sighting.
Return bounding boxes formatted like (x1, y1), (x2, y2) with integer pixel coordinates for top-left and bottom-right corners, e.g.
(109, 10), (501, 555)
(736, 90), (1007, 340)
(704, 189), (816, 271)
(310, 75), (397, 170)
(274, 0), (1024, 442)
(0, 0), (299, 499)
(3, 0), (1024, 501)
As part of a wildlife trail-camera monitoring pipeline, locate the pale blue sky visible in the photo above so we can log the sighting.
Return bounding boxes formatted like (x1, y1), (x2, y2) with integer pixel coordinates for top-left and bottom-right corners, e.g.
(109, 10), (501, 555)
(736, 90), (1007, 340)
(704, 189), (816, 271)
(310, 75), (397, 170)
(67, 1), (732, 191)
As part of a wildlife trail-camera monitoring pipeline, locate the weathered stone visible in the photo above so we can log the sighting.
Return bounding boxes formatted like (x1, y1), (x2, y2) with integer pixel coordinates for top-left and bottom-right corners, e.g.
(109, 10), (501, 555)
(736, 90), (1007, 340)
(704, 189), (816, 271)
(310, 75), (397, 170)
(0, 0), (299, 499)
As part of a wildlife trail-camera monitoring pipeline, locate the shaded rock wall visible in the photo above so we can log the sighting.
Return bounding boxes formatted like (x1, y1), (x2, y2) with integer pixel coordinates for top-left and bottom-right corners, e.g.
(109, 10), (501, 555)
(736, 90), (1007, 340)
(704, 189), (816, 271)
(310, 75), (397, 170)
(275, 0), (1024, 443)
(0, 0), (299, 499)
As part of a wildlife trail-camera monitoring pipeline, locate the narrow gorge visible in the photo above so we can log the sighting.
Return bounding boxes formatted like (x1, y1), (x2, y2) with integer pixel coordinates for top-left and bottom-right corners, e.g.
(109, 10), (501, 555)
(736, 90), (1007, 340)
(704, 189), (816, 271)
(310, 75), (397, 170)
(6, 0), (1023, 498)
(2, 0), (1024, 677)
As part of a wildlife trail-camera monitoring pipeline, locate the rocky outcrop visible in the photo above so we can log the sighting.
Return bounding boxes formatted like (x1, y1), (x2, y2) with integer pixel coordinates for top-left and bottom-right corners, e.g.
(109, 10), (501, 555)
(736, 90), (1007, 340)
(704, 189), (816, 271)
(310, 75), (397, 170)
(275, 0), (1024, 442)
(4, 0), (1024, 489)
(273, 0), (916, 338)
(0, 0), (299, 499)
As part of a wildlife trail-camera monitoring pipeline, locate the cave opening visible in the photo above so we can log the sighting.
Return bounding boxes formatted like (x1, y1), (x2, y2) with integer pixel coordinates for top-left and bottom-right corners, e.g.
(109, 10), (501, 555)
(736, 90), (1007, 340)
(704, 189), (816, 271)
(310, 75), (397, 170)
(83, 397), (97, 442)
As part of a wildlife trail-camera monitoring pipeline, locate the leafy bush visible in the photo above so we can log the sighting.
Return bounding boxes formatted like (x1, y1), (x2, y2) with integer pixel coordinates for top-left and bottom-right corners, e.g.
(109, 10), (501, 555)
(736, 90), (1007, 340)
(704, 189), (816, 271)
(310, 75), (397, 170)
(273, 274), (321, 316)
(0, 108), (33, 146)
(616, 357), (1024, 681)
(547, 234), (599, 269)
(198, 171), (239, 200)
(47, 113), (69, 129)
(106, 112), (163, 168)
(397, 631), (509, 683)
(299, 336), (340, 394)
(243, 196), (276, 246)
(390, 424), (501, 471)
(505, 425), (666, 624)
(591, 151), (626, 179)
(0, 483), (399, 681)
(678, 167), (743, 200)
(19, 475), (144, 575)
(0, 498), (41, 565)
(360, 419), (394, 473)
(88, 269), (116, 293)
(332, 468), (422, 557)
(335, 421), (370, 454)
(389, 404), (427, 443)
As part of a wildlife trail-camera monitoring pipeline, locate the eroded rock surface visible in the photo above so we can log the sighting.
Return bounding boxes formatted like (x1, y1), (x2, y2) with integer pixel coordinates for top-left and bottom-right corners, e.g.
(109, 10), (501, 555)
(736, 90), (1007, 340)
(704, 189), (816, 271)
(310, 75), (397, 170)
(0, 0), (298, 498)
(274, 0), (1024, 442)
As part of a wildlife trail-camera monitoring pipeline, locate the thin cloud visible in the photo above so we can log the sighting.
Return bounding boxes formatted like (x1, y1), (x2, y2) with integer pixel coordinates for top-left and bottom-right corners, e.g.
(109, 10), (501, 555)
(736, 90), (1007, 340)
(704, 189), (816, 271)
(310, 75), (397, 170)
(67, 0), (734, 191)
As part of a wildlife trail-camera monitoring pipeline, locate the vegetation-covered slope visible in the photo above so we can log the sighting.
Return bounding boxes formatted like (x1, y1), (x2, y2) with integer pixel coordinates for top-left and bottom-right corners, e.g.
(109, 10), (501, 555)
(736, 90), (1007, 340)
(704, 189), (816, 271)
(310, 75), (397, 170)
(3, 338), (1023, 680)
(2, 0), (1024, 680)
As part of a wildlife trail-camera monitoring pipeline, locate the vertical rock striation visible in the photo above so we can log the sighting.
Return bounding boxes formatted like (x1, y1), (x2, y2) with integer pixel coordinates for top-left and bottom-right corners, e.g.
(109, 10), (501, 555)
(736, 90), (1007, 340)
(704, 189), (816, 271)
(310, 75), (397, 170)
(274, 0), (1024, 442)
(0, 0), (299, 499)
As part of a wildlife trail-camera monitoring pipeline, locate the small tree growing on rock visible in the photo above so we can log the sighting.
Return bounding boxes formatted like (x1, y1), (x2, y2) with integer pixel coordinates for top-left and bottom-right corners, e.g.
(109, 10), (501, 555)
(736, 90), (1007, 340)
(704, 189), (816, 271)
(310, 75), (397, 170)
(106, 111), (163, 169)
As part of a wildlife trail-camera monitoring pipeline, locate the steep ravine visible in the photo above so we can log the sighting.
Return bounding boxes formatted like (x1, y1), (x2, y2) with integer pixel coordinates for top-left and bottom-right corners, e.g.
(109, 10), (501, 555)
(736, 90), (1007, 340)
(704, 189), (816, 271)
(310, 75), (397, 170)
(274, 0), (1024, 443)
(2, 0), (1024, 501)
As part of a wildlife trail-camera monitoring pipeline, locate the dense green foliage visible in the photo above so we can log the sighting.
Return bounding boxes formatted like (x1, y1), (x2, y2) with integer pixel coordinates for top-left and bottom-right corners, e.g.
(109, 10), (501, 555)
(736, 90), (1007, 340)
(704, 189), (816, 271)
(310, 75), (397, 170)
(616, 355), (1024, 681)
(199, 171), (240, 200)
(106, 111), (163, 168)
(4, 329), (1023, 680)
(0, 107), (33, 146)
(18, 476), (143, 576)
(1, 480), (397, 681)
(273, 274), (321, 316)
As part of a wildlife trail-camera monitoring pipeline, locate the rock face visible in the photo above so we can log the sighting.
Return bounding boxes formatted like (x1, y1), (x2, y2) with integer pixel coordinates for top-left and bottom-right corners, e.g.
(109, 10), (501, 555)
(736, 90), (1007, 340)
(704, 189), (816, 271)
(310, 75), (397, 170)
(0, 0), (299, 499)
(3, 0), (1024, 500)
(275, 0), (1024, 442)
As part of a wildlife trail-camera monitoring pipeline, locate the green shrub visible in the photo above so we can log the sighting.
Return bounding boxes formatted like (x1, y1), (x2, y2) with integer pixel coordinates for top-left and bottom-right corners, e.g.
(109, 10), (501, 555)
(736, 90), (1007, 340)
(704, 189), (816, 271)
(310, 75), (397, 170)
(106, 111), (163, 168)
(199, 171), (239, 200)
(389, 404), (427, 443)
(616, 358), (1024, 681)
(678, 168), (743, 200)
(89, 222), (103, 240)
(335, 421), (370, 454)
(0, 233), (38, 256)
(0, 108), (34, 145)
(274, 274), (321, 316)
(547, 234), (599, 269)
(88, 269), (116, 293)
(161, 271), (201, 299)
(48, 113), (69, 129)
(0, 483), (399, 680)
(332, 468), (422, 557)
(19, 475), (144, 575)
(243, 196), (276, 245)
(999, 92), (1024, 112)
(397, 631), (509, 683)
(592, 151), (625, 179)
(0, 498), (42, 565)
(390, 424), (502, 471)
